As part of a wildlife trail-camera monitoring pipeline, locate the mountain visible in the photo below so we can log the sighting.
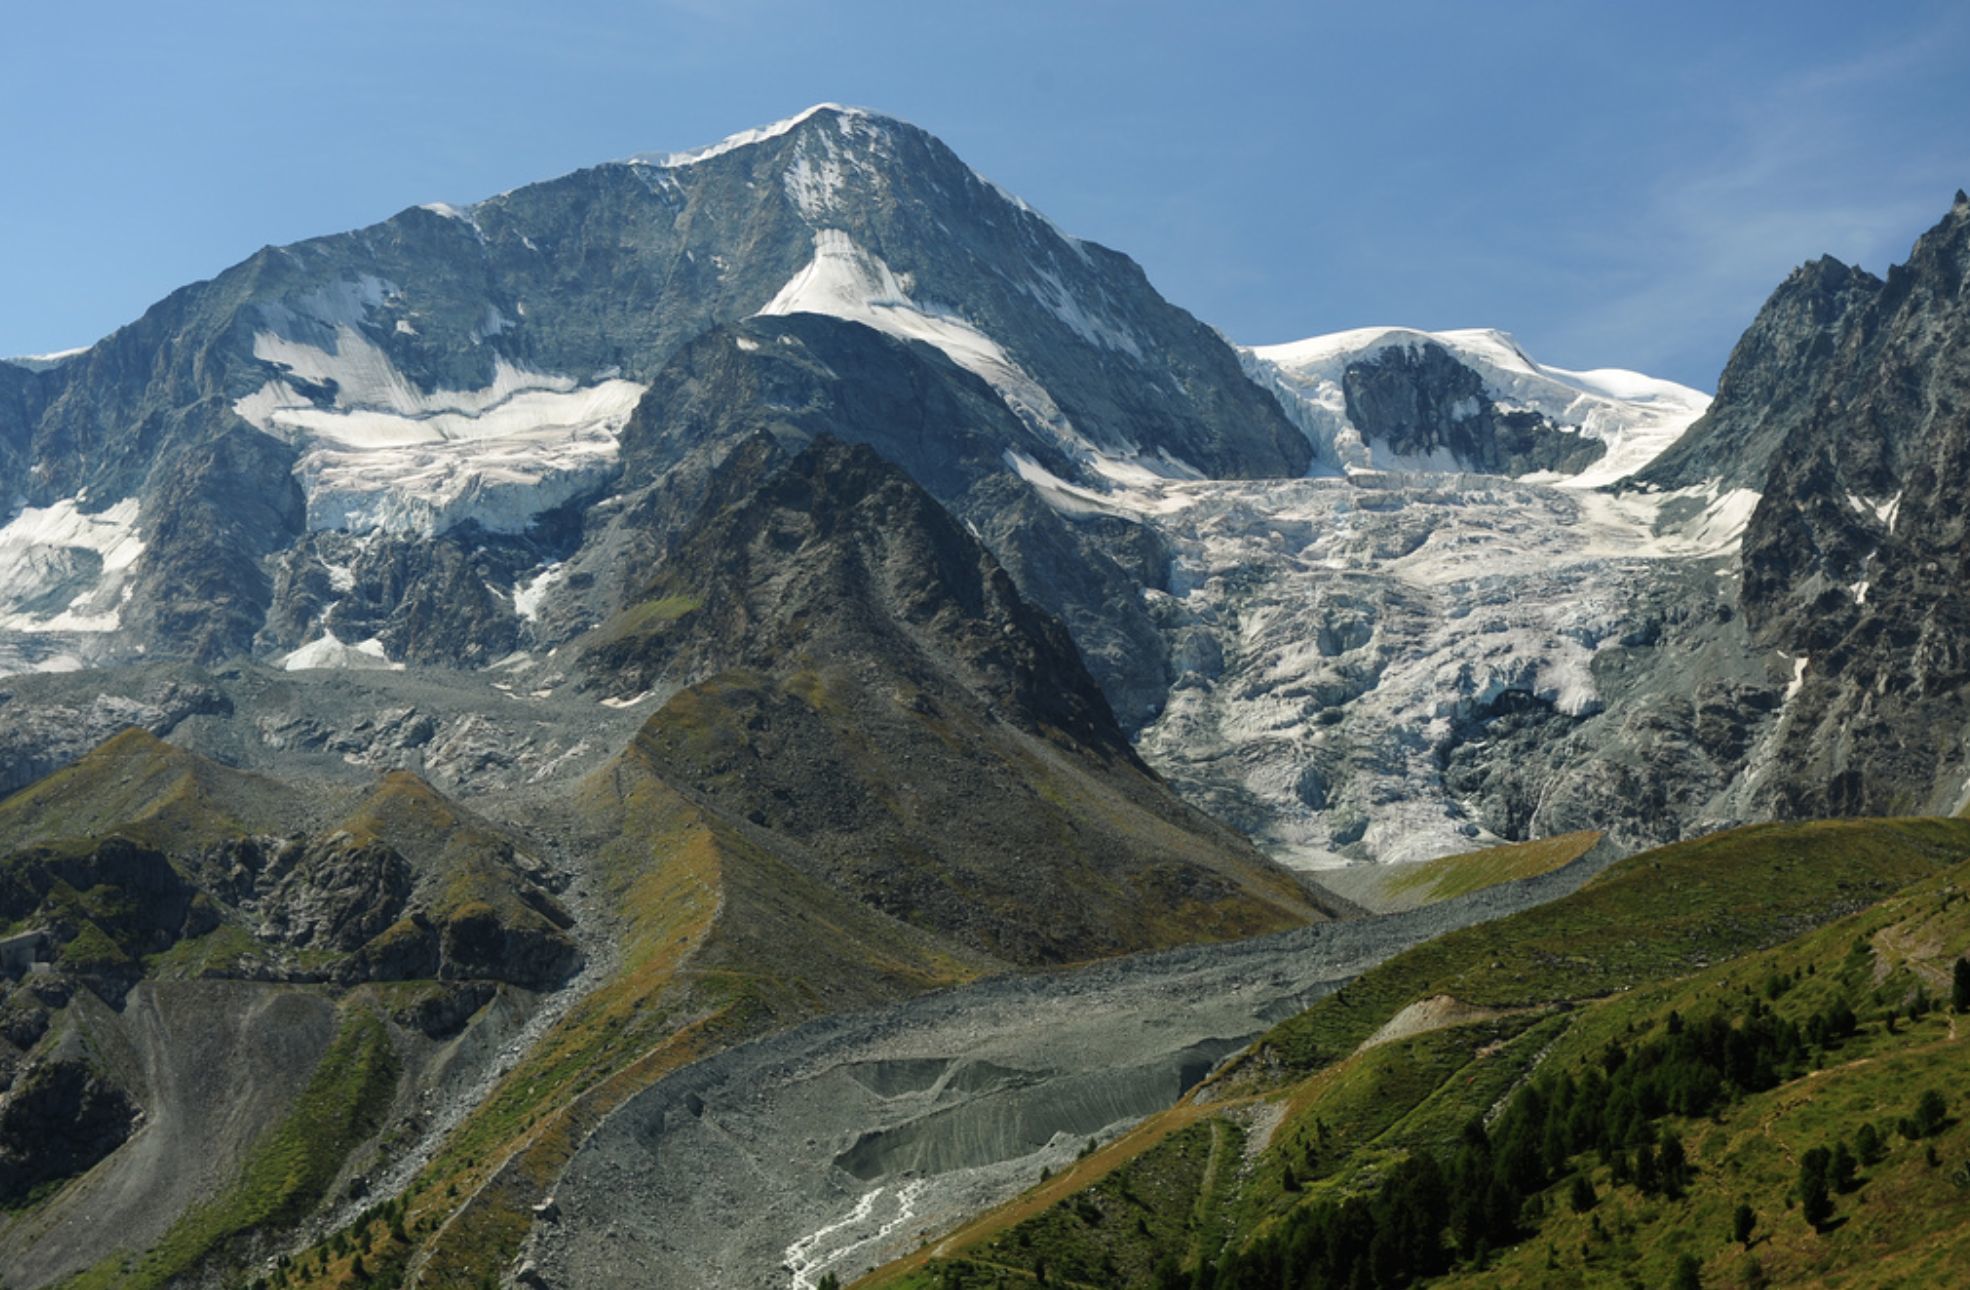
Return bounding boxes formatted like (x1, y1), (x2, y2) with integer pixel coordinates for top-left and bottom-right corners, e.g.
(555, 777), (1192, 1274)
(577, 433), (1331, 963)
(0, 104), (1302, 679)
(0, 376), (1331, 1288)
(0, 104), (1794, 878)
(4, 98), (1970, 1289)
(1736, 195), (1970, 817)
(8, 110), (1959, 880)
(1244, 325), (1710, 485)
(1621, 194), (1970, 820)
(1632, 256), (1882, 494)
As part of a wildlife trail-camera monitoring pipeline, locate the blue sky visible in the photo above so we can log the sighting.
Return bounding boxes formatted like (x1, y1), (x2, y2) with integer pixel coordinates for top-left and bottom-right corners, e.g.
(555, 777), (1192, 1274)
(4, 1), (1967, 388)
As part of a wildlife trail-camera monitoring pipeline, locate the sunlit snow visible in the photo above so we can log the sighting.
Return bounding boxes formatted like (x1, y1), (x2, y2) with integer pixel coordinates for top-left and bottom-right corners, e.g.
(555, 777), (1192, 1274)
(757, 228), (1093, 461)
(0, 497), (145, 634)
(279, 632), (403, 671)
(1246, 326), (1711, 487)
(234, 321), (646, 535)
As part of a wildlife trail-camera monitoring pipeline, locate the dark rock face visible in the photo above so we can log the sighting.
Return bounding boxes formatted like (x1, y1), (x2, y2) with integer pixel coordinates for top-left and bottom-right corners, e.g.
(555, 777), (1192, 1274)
(229, 836), (416, 952)
(437, 903), (582, 988)
(1342, 341), (1606, 475)
(584, 436), (1324, 963)
(0, 838), (205, 978)
(597, 314), (1175, 724)
(593, 434), (1130, 760)
(1736, 195), (1970, 816)
(1635, 256), (1883, 493)
(0, 362), (55, 495)
(121, 420), (309, 662)
(260, 526), (548, 664)
(0, 1057), (140, 1206)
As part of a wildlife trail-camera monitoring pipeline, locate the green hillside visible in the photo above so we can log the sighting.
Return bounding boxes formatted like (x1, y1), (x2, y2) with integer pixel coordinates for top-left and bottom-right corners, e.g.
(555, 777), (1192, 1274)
(867, 817), (1970, 1288)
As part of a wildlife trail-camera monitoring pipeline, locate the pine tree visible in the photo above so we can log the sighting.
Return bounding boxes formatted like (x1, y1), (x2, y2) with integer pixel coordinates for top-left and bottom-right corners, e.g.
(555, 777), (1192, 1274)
(1734, 1202), (1756, 1247)
(1799, 1150), (1834, 1229)
(1954, 957), (1970, 1014)
(1912, 1090), (1948, 1138)
(1634, 1144), (1661, 1196)
(1569, 1175), (1597, 1213)
(1659, 1130), (1689, 1196)
(1831, 1141), (1859, 1192)
(1672, 1252), (1704, 1290)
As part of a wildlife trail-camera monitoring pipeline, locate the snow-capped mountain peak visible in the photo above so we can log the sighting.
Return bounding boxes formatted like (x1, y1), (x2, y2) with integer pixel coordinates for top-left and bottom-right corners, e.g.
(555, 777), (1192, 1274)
(626, 102), (877, 169)
(1244, 325), (1710, 487)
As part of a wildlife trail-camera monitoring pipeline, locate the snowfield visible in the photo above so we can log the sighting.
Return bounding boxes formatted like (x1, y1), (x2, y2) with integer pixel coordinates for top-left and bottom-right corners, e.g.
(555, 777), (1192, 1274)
(1245, 326), (1710, 486)
(0, 497), (144, 635)
(233, 324), (647, 535)
(757, 228), (1095, 464)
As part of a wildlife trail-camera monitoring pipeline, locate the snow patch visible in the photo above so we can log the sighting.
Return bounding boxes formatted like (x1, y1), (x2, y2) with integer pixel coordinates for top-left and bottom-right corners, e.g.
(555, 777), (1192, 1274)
(513, 564), (566, 623)
(757, 228), (1092, 461)
(418, 201), (477, 226)
(280, 632), (402, 672)
(4, 346), (88, 372)
(1574, 484), (1761, 559)
(0, 497), (145, 633)
(233, 323), (645, 534)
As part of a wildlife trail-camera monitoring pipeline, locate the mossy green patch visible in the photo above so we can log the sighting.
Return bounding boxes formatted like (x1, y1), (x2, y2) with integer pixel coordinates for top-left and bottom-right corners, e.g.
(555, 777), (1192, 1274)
(63, 1005), (398, 1290)
(1382, 830), (1603, 904)
(1239, 818), (1970, 1083)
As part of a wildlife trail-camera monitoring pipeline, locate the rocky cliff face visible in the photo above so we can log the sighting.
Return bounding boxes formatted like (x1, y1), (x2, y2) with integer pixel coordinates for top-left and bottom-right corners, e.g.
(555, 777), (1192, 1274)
(1734, 194), (1970, 816)
(1634, 255), (1883, 493)
(1340, 341), (1609, 476)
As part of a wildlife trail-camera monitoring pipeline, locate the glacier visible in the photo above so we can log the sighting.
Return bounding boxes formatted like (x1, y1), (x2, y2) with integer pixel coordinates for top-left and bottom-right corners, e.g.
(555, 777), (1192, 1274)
(1244, 326), (1710, 485)
(1007, 327), (1761, 869)
(233, 323), (646, 536)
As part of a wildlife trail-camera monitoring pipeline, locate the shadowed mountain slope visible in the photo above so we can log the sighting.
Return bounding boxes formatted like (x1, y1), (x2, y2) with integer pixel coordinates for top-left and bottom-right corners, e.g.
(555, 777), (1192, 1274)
(583, 434), (1335, 964)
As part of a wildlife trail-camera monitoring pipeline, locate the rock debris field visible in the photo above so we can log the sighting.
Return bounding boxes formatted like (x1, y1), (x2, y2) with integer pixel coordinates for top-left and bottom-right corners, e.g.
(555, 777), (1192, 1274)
(527, 853), (1609, 1288)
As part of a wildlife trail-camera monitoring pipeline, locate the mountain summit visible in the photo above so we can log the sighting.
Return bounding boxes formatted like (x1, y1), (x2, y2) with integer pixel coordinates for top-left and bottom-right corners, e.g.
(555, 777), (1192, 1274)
(0, 104), (1303, 675)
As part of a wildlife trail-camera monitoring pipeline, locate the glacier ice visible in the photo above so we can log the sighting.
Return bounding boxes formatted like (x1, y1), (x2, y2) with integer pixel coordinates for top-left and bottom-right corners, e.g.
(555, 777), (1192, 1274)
(233, 323), (646, 536)
(0, 497), (144, 635)
(1245, 325), (1710, 486)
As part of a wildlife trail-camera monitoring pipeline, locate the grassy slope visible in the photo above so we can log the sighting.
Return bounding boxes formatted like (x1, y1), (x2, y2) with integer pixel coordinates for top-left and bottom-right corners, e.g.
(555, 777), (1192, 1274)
(275, 730), (995, 1290)
(1235, 818), (1970, 1079)
(0, 727), (300, 853)
(633, 658), (1326, 962)
(1438, 860), (1970, 1288)
(1384, 830), (1605, 904)
(866, 817), (1970, 1288)
(61, 1005), (398, 1290)
(1318, 831), (1605, 915)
